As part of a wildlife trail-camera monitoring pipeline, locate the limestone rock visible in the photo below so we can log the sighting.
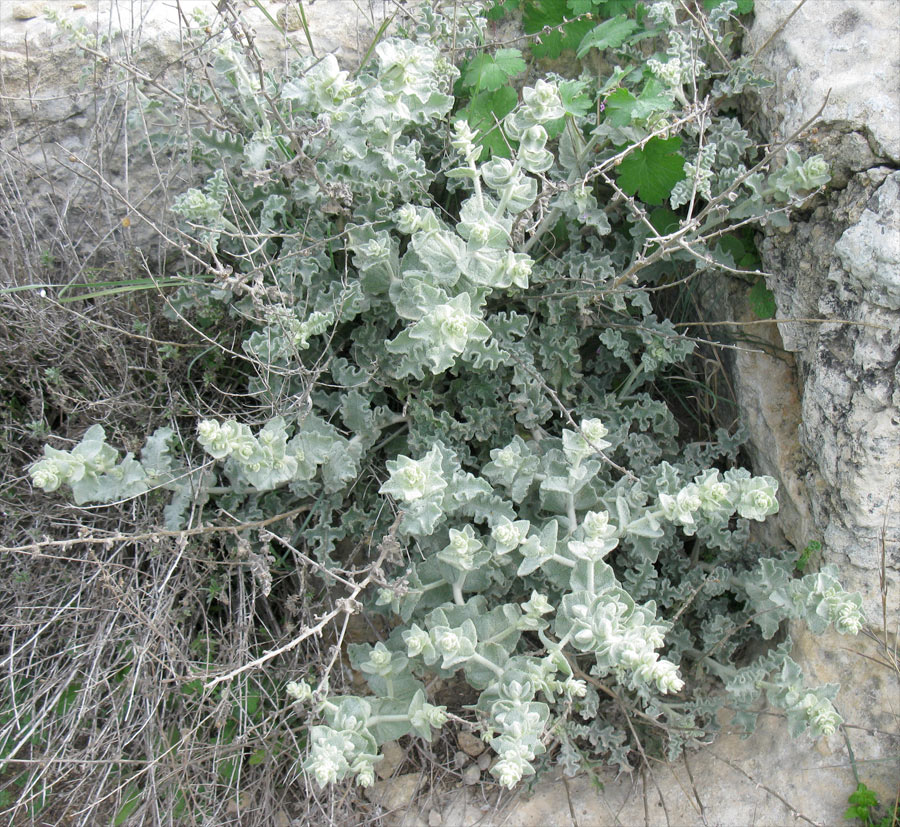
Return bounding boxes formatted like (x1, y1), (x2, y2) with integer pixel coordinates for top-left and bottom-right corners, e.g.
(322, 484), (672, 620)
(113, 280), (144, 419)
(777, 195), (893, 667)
(749, 0), (900, 169)
(0, 0), (393, 274)
(754, 167), (900, 626)
(834, 173), (900, 312)
(375, 740), (406, 780)
(365, 772), (423, 815)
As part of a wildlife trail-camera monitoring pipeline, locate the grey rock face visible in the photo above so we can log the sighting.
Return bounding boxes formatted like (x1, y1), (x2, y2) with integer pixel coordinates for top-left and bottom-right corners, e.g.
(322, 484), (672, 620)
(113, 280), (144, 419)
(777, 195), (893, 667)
(758, 167), (900, 627)
(748, 0), (900, 174)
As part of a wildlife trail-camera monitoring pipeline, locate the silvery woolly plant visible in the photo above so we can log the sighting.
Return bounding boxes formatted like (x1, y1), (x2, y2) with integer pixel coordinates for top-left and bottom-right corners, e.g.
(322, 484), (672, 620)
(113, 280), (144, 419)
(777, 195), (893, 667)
(32, 0), (861, 791)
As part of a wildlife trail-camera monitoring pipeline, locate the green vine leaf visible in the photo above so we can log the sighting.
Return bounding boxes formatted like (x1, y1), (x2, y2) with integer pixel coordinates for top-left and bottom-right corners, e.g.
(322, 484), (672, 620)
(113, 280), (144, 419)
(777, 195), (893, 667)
(576, 15), (638, 58)
(748, 277), (776, 320)
(616, 136), (686, 206)
(462, 49), (526, 93)
(457, 87), (518, 158)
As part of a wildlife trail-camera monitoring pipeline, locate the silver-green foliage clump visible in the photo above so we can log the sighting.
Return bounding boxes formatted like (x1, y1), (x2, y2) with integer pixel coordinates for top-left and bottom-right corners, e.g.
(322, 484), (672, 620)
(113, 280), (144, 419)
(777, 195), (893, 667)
(32, 0), (859, 790)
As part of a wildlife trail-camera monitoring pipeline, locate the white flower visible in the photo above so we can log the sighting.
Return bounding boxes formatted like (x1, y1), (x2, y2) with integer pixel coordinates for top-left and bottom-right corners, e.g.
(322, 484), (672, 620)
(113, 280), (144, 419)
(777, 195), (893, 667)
(800, 694), (842, 737)
(366, 642), (392, 673)
(439, 526), (483, 570)
(434, 628), (460, 655)
(694, 469), (733, 515)
(197, 419), (220, 442)
(395, 204), (419, 233)
(381, 448), (447, 502)
(502, 252), (532, 289)
(659, 484), (703, 529)
(736, 477), (779, 521)
(424, 703), (448, 727)
(309, 742), (344, 787)
(563, 677), (588, 698)
(521, 79), (564, 124)
(582, 510), (614, 539)
(563, 419), (611, 464)
(403, 625), (431, 657)
(834, 603), (864, 636)
(652, 660), (684, 694)
(355, 765), (375, 788)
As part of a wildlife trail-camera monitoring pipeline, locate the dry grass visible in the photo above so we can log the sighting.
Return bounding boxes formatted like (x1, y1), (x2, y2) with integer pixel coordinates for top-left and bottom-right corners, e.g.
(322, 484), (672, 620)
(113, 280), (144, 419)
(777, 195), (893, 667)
(0, 4), (390, 824)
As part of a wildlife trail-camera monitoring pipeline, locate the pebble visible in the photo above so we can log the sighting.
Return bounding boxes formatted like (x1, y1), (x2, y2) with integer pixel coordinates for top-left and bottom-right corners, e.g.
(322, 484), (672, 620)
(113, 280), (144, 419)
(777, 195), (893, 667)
(276, 5), (304, 32)
(12, 3), (43, 20)
(375, 740), (406, 780)
(457, 730), (486, 757)
(462, 764), (481, 785)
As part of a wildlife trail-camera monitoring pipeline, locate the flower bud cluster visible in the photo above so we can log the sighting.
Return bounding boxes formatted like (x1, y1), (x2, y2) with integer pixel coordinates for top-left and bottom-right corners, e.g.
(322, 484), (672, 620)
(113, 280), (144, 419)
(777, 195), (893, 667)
(197, 417), (299, 490)
(381, 445), (448, 503)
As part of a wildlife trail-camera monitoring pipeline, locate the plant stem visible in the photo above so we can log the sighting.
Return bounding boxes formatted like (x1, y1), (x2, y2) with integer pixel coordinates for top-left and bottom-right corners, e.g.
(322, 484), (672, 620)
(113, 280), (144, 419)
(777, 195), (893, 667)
(452, 575), (466, 606)
(468, 652), (505, 678)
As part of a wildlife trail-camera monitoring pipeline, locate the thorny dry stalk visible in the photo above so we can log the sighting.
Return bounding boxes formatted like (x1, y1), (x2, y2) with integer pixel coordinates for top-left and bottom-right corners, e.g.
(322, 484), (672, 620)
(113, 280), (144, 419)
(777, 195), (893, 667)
(203, 532), (395, 692)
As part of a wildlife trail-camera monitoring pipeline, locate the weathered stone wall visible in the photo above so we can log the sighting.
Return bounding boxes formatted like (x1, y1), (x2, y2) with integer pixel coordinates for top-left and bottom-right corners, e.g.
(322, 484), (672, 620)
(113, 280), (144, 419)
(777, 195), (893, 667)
(0, 0), (391, 277)
(1, 1), (897, 824)
(747, 0), (900, 631)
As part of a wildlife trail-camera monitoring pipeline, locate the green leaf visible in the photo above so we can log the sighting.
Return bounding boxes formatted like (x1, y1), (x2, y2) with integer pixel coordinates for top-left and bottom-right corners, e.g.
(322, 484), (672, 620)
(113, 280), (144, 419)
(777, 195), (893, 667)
(113, 784), (142, 826)
(649, 208), (680, 236)
(748, 277), (776, 320)
(604, 88), (637, 127)
(487, 0), (521, 20)
(458, 87), (518, 159)
(616, 136), (686, 206)
(463, 49), (526, 93)
(576, 15), (638, 58)
(559, 79), (592, 118)
(524, 0), (595, 59)
(847, 783), (879, 810)
(493, 49), (527, 81)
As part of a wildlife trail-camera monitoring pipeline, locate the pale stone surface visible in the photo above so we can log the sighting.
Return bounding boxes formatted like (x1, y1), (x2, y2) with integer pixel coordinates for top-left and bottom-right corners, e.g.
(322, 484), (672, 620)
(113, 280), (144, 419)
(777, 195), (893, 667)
(388, 656), (896, 826)
(12, 2), (44, 20)
(365, 771), (425, 816)
(376, 739), (408, 780)
(757, 166), (900, 628)
(385, 622), (899, 825)
(748, 0), (900, 172)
